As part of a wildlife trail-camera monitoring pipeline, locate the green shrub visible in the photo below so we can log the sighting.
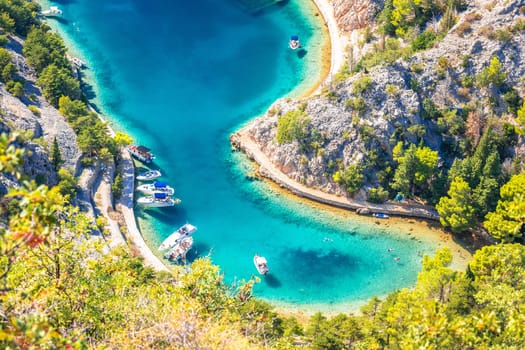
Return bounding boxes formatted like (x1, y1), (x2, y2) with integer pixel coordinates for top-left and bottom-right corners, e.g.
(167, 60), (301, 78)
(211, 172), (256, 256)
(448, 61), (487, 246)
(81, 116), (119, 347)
(112, 172), (124, 199)
(385, 84), (398, 97)
(493, 28), (513, 42)
(477, 56), (506, 88)
(410, 78), (419, 92)
(503, 88), (522, 114)
(345, 97), (367, 114)
(368, 186), (390, 203)
(276, 110), (311, 144)
(333, 163), (364, 195)
(6, 80), (24, 97)
(28, 105), (40, 116)
(410, 63), (425, 74)
(460, 74), (474, 88)
(411, 30), (436, 51)
(512, 18), (525, 32)
(352, 75), (373, 94)
(422, 98), (440, 120)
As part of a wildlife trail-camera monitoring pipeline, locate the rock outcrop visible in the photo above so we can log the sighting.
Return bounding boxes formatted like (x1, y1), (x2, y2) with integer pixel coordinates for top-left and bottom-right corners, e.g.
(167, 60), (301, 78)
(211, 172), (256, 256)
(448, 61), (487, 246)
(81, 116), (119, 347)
(332, 0), (384, 31)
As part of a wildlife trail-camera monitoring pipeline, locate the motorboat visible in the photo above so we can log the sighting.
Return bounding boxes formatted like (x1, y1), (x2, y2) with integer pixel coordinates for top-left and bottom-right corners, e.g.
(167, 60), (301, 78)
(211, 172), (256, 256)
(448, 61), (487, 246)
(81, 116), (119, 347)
(164, 236), (193, 261)
(136, 170), (162, 181)
(289, 35), (301, 50)
(373, 213), (390, 219)
(137, 192), (180, 207)
(158, 223), (197, 251)
(137, 181), (175, 196)
(254, 254), (269, 275)
(128, 145), (155, 163)
(71, 57), (86, 69)
(42, 6), (62, 17)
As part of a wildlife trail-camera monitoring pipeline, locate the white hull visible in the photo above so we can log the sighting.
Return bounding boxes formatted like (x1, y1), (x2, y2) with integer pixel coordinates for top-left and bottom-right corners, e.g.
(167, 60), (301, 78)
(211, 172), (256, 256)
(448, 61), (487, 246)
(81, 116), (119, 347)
(42, 6), (62, 17)
(254, 255), (269, 275)
(137, 183), (174, 196)
(137, 196), (180, 207)
(128, 145), (155, 163)
(159, 223), (197, 251)
(136, 170), (162, 181)
(164, 237), (193, 261)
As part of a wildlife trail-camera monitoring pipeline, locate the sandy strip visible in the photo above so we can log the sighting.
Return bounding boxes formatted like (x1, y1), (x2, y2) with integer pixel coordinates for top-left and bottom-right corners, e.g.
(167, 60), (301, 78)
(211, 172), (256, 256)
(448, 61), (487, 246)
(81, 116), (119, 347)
(117, 150), (169, 272)
(310, 0), (345, 79)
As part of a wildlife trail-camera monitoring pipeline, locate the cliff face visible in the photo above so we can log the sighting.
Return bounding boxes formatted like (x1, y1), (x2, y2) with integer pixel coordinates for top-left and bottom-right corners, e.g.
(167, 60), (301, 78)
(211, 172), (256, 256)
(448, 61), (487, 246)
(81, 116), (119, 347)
(242, 0), (525, 197)
(332, 0), (383, 31)
(0, 36), (81, 193)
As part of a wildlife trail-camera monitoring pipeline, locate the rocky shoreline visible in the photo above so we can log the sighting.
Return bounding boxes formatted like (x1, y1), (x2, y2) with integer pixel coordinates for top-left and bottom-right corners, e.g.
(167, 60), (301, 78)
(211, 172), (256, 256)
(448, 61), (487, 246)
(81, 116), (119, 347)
(231, 127), (440, 220)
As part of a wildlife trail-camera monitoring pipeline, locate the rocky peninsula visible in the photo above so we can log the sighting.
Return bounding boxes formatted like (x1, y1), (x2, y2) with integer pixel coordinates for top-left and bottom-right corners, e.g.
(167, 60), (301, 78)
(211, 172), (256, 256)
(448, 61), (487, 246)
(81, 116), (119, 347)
(232, 0), (525, 226)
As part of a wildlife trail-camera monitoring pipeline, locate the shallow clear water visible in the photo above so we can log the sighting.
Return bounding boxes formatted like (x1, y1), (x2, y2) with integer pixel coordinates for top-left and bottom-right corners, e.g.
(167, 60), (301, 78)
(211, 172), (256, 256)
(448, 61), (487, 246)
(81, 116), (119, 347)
(40, 0), (441, 308)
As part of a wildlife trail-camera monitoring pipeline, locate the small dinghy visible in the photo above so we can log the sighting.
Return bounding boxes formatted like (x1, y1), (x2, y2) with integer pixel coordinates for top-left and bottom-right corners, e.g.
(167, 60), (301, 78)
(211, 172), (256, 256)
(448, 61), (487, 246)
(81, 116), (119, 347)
(289, 35), (301, 50)
(158, 223), (197, 251)
(254, 254), (269, 275)
(136, 170), (162, 181)
(373, 213), (390, 219)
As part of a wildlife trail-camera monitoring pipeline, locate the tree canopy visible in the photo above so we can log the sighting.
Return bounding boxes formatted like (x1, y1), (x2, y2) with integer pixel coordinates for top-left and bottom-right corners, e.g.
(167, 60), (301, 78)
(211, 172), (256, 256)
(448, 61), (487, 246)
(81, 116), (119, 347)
(484, 173), (525, 242)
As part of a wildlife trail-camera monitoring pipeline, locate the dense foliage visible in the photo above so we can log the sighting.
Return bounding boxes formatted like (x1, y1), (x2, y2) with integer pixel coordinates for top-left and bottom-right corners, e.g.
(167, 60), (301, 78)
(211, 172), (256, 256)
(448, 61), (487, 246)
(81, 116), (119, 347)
(3, 130), (525, 349)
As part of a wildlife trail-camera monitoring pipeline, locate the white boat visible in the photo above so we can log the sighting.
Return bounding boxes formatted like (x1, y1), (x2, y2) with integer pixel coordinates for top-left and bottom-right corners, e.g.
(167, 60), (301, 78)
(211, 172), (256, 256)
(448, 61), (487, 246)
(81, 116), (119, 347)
(137, 181), (175, 195)
(289, 35), (301, 50)
(254, 254), (269, 275)
(42, 6), (62, 17)
(164, 236), (193, 261)
(137, 192), (181, 207)
(128, 144), (155, 163)
(373, 213), (390, 219)
(136, 170), (162, 181)
(71, 57), (86, 68)
(158, 223), (197, 251)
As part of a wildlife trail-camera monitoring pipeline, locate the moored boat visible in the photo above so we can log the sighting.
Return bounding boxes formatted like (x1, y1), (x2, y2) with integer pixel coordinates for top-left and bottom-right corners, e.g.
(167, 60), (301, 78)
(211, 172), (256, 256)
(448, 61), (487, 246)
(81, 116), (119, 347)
(42, 6), (62, 17)
(254, 254), (269, 275)
(158, 223), (198, 251)
(289, 35), (301, 50)
(164, 236), (193, 261)
(128, 145), (155, 163)
(137, 192), (180, 207)
(136, 170), (162, 181)
(71, 57), (86, 69)
(137, 181), (175, 195)
(373, 213), (390, 219)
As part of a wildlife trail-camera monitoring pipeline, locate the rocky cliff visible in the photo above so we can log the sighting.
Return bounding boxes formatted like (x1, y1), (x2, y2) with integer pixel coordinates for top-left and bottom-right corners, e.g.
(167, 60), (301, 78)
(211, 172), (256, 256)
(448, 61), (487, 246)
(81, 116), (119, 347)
(0, 35), (81, 193)
(332, 0), (384, 31)
(240, 0), (525, 198)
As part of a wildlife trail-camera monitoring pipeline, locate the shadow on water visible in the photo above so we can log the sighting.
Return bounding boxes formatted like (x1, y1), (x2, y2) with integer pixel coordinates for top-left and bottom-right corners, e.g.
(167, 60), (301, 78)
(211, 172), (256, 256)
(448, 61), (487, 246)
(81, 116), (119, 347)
(263, 273), (282, 288)
(297, 49), (307, 59)
(80, 77), (98, 102)
(280, 247), (358, 284)
(137, 206), (188, 223)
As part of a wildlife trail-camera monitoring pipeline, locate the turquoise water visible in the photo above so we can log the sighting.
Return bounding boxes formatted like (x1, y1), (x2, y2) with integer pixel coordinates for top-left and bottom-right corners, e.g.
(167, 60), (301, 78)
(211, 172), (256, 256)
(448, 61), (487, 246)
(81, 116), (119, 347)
(40, 0), (442, 308)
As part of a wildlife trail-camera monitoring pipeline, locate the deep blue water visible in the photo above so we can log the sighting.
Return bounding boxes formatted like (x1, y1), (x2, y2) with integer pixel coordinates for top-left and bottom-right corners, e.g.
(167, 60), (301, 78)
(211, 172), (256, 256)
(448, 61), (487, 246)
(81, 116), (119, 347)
(41, 0), (440, 309)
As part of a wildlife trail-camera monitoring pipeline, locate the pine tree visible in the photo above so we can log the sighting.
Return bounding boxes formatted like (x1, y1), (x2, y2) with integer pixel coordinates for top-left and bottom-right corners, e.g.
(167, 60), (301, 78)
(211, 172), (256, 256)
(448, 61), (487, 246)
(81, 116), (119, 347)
(51, 136), (62, 171)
